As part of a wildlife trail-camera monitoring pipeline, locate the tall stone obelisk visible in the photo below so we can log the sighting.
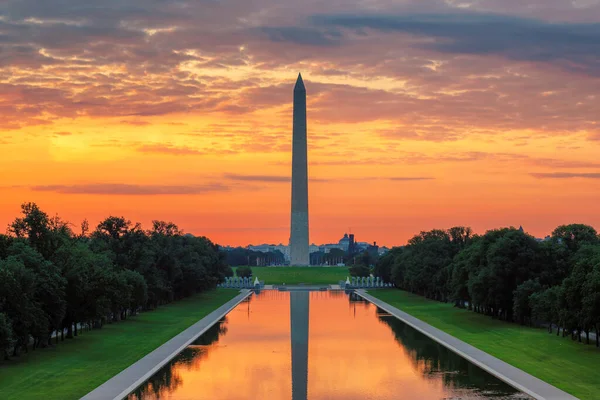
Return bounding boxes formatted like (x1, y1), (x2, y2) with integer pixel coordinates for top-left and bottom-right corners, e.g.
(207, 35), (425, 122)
(290, 73), (309, 266)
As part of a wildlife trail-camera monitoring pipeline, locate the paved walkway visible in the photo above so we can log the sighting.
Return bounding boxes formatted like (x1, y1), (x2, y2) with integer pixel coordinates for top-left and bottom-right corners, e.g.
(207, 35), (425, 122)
(273, 284), (330, 291)
(81, 290), (252, 400)
(356, 290), (578, 400)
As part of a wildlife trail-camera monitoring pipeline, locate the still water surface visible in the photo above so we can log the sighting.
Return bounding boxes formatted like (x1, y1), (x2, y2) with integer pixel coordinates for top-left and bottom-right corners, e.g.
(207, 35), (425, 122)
(128, 290), (530, 400)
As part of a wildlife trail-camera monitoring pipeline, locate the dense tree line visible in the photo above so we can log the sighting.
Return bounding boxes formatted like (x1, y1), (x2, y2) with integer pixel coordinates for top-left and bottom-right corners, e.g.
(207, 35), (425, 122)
(349, 250), (377, 277)
(0, 202), (233, 360)
(375, 224), (600, 346)
(224, 247), (285, 266)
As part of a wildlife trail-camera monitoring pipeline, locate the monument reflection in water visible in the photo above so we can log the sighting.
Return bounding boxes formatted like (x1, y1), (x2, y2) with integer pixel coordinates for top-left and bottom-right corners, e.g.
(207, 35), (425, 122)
(128, 291), (531, 400)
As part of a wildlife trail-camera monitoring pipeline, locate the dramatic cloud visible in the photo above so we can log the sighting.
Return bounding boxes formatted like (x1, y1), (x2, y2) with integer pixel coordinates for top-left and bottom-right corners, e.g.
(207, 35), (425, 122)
(311, 13), (600, 76)
(257, 27), (342, 46)
(222, 174), (334, 183)
(1, 0), (600, 246)
(223, 174), (290, 182)
(530, 172), (600, 179)
(30, 183), (229, 195)
(2, 0), (600, 138)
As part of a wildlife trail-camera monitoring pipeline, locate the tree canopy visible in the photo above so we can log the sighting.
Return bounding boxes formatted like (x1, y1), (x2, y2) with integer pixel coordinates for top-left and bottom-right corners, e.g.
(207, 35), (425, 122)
(375, 224), (600, 346)
(0, 202), (230, 359)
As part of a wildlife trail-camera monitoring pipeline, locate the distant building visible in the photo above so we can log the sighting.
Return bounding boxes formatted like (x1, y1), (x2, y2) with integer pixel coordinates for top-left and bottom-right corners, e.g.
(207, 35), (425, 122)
(319, 243), (344, 253)
(338, 233), (351, 251)
(309, 244), (320, 254)
(355, 241), (371, 252)
(274, 244), (291, 262)
(348, 234), (356, 255)
(366, 242), (379, 258)
(378, 246), (390, 256)
(317, 233), (353, 254)
(247, 244), (276, 253)
(228, 232), (386, 264)
(246, 243), (290, 263)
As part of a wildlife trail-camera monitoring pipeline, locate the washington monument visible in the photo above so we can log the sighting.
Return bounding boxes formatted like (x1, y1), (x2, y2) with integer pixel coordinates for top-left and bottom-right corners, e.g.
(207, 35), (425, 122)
(289, 73), (309, 266)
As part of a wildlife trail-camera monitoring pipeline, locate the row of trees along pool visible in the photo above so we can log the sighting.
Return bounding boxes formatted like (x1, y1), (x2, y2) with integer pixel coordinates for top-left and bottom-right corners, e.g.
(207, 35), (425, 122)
(374, 224), (600, 347)
(0, 202), (233, 360)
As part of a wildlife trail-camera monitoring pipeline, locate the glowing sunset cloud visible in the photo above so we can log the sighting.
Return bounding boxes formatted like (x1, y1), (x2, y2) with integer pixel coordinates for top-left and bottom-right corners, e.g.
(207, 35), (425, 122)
(1, 0), (599, 246)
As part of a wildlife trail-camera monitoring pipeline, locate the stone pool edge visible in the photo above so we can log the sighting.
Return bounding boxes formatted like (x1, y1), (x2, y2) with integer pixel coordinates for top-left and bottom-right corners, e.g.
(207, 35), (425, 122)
(81, 289), (253, 400)
(355, 290), (578, 400)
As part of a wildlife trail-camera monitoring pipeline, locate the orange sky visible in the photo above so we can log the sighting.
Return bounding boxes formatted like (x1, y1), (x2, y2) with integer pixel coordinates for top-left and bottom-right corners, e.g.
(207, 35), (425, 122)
(1, 0), (600, 247)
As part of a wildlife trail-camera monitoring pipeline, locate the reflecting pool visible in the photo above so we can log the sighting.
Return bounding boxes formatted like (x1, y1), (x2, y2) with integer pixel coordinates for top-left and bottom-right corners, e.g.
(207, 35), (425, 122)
(128, 290), (531, 400)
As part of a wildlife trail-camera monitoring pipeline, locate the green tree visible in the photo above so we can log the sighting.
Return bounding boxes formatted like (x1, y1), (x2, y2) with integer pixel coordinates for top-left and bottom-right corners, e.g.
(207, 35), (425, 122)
(449, 237), (482, 308)
(9, 202), (50, 255)
(8, 241), (66, 347)
(582, 266), (600, 347)
(530, 286), (561, 334)
(236, 266), (252, 278)
(513, 279), (543, 326)
(374, 248), (400, 283)
(551, 224), (598, 254)
(561, 245), (600, 342)
(349, 264), (370, 277)
(0, 312), (14, 360)
(0, 257), (41, 355)
(0, 233), (12, 259)
(121, 269), (148, 316)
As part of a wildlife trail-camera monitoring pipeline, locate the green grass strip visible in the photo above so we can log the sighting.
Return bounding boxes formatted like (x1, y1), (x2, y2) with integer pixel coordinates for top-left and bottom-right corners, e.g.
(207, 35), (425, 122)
(0, 289), (238, 400)
(373, 289), (599, 400)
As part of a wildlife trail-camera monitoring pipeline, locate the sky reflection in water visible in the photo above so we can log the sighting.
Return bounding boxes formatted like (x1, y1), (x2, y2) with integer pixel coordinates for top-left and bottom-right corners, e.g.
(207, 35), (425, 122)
(128, 290), (530, 400)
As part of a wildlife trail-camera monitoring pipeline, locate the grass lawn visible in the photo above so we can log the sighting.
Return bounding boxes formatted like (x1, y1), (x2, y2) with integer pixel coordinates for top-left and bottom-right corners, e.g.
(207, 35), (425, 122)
(233, 266), (348, 285)
(0, 289), (239, 400)
(372, 290), (599, 400)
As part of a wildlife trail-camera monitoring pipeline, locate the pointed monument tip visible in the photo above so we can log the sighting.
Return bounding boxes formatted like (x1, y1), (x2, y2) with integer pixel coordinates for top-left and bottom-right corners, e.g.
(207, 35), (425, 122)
(294, 72), (305, 90)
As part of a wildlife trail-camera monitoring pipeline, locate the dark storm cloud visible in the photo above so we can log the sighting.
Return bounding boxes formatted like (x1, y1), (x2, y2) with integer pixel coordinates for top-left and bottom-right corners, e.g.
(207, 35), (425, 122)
(30, 183), (230, 195)
(311, 13), (600, 76)
(257, 26), (342, 46)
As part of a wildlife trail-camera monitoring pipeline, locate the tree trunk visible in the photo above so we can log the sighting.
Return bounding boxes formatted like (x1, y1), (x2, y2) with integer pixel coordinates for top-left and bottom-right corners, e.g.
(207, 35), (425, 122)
(67, 323), (73, 338)
(74, 323), (78, 337)
(586, 330), (589, 345)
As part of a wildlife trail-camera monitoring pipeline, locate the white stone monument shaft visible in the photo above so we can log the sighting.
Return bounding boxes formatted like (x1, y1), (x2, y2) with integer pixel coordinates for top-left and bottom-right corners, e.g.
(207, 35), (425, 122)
(290, 73), (309, 266)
